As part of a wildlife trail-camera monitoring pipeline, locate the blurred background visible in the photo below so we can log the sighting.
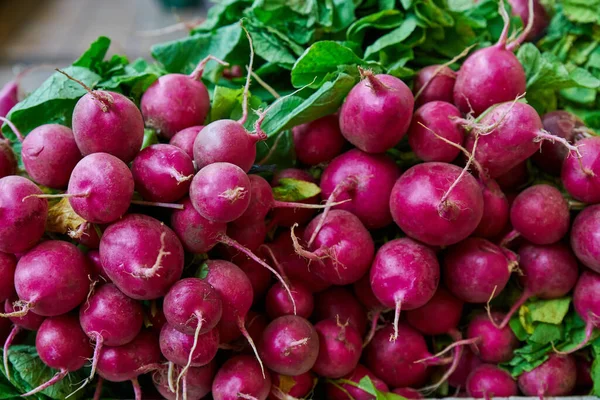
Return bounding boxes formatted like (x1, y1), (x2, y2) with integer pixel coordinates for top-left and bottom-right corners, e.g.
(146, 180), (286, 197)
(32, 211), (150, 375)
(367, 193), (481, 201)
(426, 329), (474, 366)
(0, 0), (208, 84)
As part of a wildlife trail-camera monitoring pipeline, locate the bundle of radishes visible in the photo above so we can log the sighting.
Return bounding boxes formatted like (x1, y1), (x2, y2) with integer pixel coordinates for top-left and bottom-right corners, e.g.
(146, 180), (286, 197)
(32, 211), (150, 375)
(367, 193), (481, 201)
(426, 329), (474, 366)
(0, 1), (599, 399)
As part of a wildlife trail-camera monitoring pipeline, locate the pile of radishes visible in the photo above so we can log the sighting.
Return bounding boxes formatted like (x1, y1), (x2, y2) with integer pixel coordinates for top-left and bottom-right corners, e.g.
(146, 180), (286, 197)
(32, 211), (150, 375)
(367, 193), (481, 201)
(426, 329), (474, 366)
(0, 4), (599, 399)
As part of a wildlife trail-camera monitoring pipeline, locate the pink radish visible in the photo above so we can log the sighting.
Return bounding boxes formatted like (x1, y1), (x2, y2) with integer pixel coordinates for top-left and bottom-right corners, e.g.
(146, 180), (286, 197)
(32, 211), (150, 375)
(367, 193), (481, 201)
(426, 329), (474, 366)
(212, 355), (272, 400)
(508, 0), (549, 41)
(293, 115), (346, 166)
(473, 179), (509, 238)
(571, 204), (600, 273)
(313, 286), (368, 335)
(153, 361), (215, 400)
(518, 354), (576, 396)
(466, 364), (518, 398)
(467, 312), (519, 363)
(0, 253), (16, 302)
(413, 65), (456, 107)
(159, 323), (219, 367)
(326, 364), (389, 400)
(270, 169), (320, 228)
(170, 126), (203, 159)
(270, 371), (315, 400)
(312, 318), (362, 378)
(562, 137), (600, 203)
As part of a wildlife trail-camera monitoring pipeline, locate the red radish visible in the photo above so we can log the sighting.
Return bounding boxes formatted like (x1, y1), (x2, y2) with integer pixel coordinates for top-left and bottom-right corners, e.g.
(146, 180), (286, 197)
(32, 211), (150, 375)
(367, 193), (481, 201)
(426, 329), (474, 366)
(21, 314), (93, 397)
(313, 318), (362, 378)
(408, 101), (463, 162)
(473, 179), (509, 238)
(318, 149), (401, 229)
(518, 354), (576, 396)
(266, 280), (313, 320)
(406, 287), (463, 336)
(163, 278), (223, 336)
(326, 364), (389, 400)
(352, 274), (384, 346)
(571, 205), (600, 273)
(0, 75), (20, 118)
(462, 101), (579, 178)
(245, 311), (269, 350)
(507, 184), (570, 245)
(99, 214), (184, 300)
(0, 176), (48, 254)
(370, 238), (440, 340)
(453, 2), (531, 115)
(365, 324), (430, 388)
(21, 124), (82, 188)
(508, 0), (549, 40)
(170, 125), (204, 159)
(66, 153), (134, 224)
(0, 253), (16, 302)
(533, 111), (587, 175)
(466, 364), (518, 398)
(413, 65), (456, 107)
(142, 56), (226, 139)
(189, 162), (251, 223)
(74, 223), (102, 249)
(392, 388), (423, 399)
(205, 260), (265, 374)
(212, 355), (272, 400)
(270, 371), (315, 400)
(0, 117), (21, 179)
(271, 169), (320, 228)
(390, 162), (484, 246)
(147, 304), (167, 335)
(259, 315), (319, 376)
(576, 356), (593, 389)
(496, 160), (529, 191)
(159, 323), (219, 367)
(153, 361), (215, 400)
(294, 210), (375, 285)
(60, 70), (144, 163)
(293, 115), (346, 165)
(238, 257), (272, 302)
(219, 219), (267, 261)
(443, 237), (515, 303)
(3, 298), (45, 380)
(562, 270), (600, 353)
(339, 69), (414, 153)
(87, 249), (110, 281)
(131, 144), (195, 203)
(494, 242), (579, 329)
(79, 284), (144, 380)
(234, 174), (333, 227)
(448, 347), (482, 389)
(466, 312), (519, 363)
(562, 137), (600, 203)
(2, 240), (90, 318)
(313, 286), (368, 335)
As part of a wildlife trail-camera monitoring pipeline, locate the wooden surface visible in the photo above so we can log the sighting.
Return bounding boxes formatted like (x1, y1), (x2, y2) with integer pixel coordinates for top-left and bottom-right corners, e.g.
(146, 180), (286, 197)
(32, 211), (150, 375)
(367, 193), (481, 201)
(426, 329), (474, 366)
(0, 0), (207, 83)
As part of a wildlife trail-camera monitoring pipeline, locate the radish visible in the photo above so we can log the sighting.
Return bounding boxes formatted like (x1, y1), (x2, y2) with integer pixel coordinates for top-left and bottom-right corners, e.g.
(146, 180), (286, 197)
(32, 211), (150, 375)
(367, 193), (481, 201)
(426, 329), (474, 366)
(56, 70), (144, 163)
(496, 160), (529, 191)
(518, 354), (577, 396)
(74, 223), (102, 249)
(562, 137), (600, 203)
(473, 179), (509, 238)
(258, 315), (319, 376)
(326, 364), (389, 400)
(389, 162), (484, 246)
(87, 249), (110, 281)
(408, 101), (463, 163)
(266, 280), (313, 319)
(153, 361), (215, 400)
(271, 169), (320, 228)
(562, 270), (600, 353)
(2, 298), (45, 381)
(0, 75), (20, 118)
(131, 144), (195, 203)
(370, 238), (440, 340)
(270, 371), (315, 400)
(318, 149), (401, 229)
(142, 55), (226, 139)
(506, 184), (570, 245)
(21, 124), (82, 189)
(219, 219), (267, 262)
(159, 323), (219, 367)
(97, 330), (162, 400)
(462, 101), (579, 178)
(238, 257), (272, 302)
(533, 111), (587, 175)
(365, 323), (430, 388)
(212, 355), (271, 400)
(99, 214), (184, 300)
(493, 242), (579, 329)
(21, 314), (93, 397)
(312, 318), (362, 378)
(466, 364), (518, 398)
(163, 278), (223, 336)
(413, 65), (456, 107)
(189, 162), (251, 223)
(313, 286), (368, 335)
(293, 115), (346, 166)
(0, 175), (48, 254)
(170, 126), (203, 159)
(352, 274), (384, 346)
(392, 388), (423, 399)
(453, 1), (531, 115)
(466, 312), (519, 363)
(1, 240), (89, 318)
(294, 210), (375, 285)
(508, 0), (549, 41)
(0, 253), (16, 302)
(79, 283), (144, 381)
(192, 32), (266, 173)
(339, 69), (414, 153)
(443, 237), (515, 303)
(448, 347), (482, 389)
(571, 204), (600, 273)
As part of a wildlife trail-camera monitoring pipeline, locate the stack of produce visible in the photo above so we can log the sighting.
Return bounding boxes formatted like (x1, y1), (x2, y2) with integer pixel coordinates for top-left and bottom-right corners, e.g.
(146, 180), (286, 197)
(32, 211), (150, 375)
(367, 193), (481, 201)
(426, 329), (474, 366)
(0, 0), (599, 398)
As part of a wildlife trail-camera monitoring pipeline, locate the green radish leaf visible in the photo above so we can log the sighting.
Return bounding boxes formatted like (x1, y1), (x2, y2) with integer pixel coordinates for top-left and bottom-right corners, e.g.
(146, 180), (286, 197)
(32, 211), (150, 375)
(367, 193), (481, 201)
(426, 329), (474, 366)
(561, 0), (600, 24)
(255, 130), (296, 169)
(592, 341), (600, 396)
(72, 36), (111, 71)
(195, 262), (210, 279)
(98, 58), (161, 103)
(527, 297), (572, 325)
(272, 178), (320, 201)
(141, 128), (159, 150)
(347, 10), (405, 43)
